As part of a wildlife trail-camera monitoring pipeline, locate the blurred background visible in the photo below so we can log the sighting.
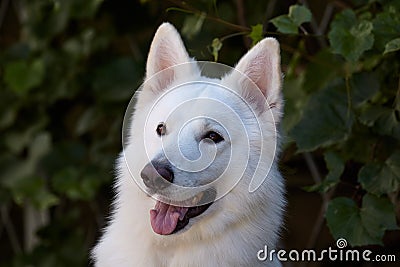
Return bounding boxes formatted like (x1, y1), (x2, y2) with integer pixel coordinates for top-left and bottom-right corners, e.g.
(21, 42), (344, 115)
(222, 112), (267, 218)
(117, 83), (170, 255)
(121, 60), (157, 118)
(0, 0), (399, 266)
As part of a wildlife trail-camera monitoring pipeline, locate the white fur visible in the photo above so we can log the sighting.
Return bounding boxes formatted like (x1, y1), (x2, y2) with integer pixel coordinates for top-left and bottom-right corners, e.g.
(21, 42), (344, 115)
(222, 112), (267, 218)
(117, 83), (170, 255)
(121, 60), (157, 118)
(92, 23), (285, 267)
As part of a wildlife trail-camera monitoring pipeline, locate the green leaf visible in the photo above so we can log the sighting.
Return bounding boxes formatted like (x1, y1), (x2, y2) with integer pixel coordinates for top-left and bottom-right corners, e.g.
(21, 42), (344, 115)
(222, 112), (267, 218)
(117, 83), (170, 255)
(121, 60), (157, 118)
(0, 158), (35, 190)
(327, 194), (397, 246)
(270, 15), (298, 34)
(32, 188), (59, 210)
(359, 164), (396, 195)
(303, 49), (341, 93)
(383, 37), (400, 54)
(350, 72), (379, 106)
(361, 194), (399, 241)
(304, 152), (344, 192)
(359, 106), (400, 138)
(75, 108), (100, 135)
(328, 9), (374, 61)
(29, 132), (52, 161)
(248, 24), (263, 46)
(359, 105), (388, 126)
(4, 120), (47, 155)
(0, 106), (17, 130)
(4, 59), (45, 95)
(52, 168), (81, 200)
(270, 4), (312, 34)
(326, 197), (377, 246)
(290, 80), (354, 151)
(386, 151), (400, 178)
(181, 12), (206, 40)
(373, 7), (400, 51)
(211, 38), (223, 62)
(324, 152), (345, 189)
(375, 110), (400, 138)
(358, 151), (400, 195)
(288, 4), (312, 26)
(12, 176), (58, 210)
(339, 127), (378, 163)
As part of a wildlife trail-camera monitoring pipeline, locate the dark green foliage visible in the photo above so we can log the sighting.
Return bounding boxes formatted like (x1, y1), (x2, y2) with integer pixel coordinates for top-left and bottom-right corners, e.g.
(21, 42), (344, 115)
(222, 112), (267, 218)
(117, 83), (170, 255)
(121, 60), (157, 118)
(0, 0), (139, 265)
(326, 194), (397, 246)
(328, 9), (374, 62)
(282, 1), (400, 246)
(271, 4), (312, 34)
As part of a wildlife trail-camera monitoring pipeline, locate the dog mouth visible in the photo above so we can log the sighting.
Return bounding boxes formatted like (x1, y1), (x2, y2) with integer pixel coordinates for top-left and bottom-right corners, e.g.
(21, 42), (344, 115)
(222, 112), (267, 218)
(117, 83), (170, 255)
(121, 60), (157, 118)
(149, 190), (215, 235)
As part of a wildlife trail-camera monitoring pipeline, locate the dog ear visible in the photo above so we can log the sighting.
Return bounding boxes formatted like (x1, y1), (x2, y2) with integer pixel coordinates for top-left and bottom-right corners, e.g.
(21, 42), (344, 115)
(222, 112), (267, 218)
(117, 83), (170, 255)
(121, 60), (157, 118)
(145, 23), (195, 94)
(224, 38), (282, 118)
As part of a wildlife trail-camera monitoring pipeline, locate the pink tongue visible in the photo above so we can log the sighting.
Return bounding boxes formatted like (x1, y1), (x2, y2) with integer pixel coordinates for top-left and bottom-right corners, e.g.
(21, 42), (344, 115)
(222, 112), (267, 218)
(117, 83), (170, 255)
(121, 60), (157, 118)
(150, 201), (189, 235)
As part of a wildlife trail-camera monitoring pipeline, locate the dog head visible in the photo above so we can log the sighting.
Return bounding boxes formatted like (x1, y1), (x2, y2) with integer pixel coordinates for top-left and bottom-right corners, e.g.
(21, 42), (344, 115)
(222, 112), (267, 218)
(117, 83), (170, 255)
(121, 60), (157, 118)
(122, 22), (283, 237)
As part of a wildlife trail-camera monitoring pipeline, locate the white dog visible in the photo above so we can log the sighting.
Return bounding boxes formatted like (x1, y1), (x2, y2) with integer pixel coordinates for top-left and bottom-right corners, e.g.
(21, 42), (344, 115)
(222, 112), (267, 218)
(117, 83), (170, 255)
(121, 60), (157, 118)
(92, 22), (285, 267)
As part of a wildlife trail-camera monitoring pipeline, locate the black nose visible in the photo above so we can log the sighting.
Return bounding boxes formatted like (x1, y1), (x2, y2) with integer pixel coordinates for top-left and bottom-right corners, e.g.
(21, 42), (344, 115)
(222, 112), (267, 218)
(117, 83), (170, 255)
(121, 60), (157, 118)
(140, 162), (174, 191)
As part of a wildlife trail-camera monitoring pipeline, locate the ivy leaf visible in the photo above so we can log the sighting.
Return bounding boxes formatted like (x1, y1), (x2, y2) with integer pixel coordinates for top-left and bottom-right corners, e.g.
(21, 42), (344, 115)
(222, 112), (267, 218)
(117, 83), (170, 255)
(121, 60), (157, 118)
(271, 5), (312, 34)
(350, 72), (379, 106)
(304, 152), (344, 192)
(374, 110), (400, 138)
(29, 132), (52, 161)
(358, 164), (398, 195)
(326, 194), (398, 246)
(303, 49), (340, 93)
(4, 59), (45, 95)
(322, 152), (344, 190)
(328, 9), (374, 61)
(359, 106), (400, 139)
(361, 194), (399, 241)
(340, 128), (380, 163)
(181, 12), (206, 40)
(288, 4), (312, 26)
(373, 7), (400, 51)
(12, 176), (59, 210)
(386, 151), (400, 178)
(32, 187), (59, 210)
(211, 38), (223, 62)
(290, 80), (354, 151)
(248, 24), (263, 46)
(383, 37), (400, 54)
(326, 197), (376, 246)
(270, 15), (298, 34)
(359, 151), (400, 195)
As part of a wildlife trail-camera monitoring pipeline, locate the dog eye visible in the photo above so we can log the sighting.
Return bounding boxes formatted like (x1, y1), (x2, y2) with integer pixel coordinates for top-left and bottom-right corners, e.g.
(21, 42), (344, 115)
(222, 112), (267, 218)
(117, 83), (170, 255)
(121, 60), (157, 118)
(156, 122), (166, 136)
(204, 131), (224, 143)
